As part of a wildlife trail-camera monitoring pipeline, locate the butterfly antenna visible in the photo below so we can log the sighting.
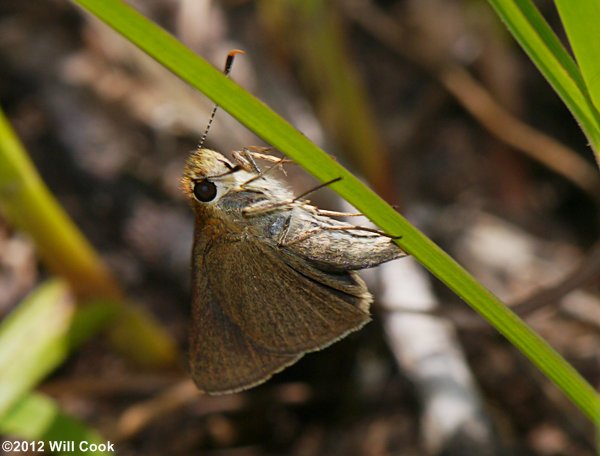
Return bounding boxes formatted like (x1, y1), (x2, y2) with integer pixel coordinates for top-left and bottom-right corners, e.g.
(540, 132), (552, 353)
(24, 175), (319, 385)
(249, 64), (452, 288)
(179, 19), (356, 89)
(198, 49), (246, 149)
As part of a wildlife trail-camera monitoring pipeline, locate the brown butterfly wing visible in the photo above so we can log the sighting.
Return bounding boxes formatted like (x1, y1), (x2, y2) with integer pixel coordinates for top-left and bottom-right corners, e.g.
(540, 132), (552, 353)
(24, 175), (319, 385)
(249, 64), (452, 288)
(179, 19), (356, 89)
(189, 241), (301, 394)
(204, 237), (371, 355)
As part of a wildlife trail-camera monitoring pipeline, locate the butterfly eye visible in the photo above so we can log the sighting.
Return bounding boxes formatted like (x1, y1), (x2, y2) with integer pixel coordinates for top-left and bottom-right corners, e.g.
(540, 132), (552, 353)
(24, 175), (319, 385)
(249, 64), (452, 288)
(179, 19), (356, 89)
(193, 179), (217, 202)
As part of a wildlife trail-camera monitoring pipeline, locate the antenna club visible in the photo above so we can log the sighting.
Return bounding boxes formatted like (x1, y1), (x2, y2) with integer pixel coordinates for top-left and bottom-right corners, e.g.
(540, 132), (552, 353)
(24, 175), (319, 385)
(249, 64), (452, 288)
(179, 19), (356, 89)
(224, 49), (246, 74)
(228, 49), (246, 57)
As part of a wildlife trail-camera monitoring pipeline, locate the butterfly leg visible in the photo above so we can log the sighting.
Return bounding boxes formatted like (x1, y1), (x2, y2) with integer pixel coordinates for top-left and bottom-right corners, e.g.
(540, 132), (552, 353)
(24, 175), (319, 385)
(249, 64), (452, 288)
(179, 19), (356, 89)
(315, 208), (366, 217)
(233, 146), (293, 171)
(242, 198), (296, 216)
(232, 148), (262, 173)
(242, 177), (344, 217)
(239, 155), (290, 189)
(244, 146), (294, 164)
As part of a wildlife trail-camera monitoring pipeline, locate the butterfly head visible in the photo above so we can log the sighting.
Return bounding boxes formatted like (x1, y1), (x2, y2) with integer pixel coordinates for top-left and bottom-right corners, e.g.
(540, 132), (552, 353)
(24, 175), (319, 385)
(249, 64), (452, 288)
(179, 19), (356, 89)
(181, 148), (244, 206)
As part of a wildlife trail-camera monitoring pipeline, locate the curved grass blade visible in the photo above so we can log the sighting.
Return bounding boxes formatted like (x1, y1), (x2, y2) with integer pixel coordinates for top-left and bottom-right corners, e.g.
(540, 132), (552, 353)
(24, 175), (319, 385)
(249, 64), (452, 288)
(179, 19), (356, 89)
(486, 0), (600, 161)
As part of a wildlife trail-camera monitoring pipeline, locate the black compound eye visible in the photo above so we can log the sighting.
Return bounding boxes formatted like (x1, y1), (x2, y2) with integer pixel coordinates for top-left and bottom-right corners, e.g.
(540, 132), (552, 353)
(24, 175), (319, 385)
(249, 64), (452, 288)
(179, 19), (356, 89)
(193, 179), (217, 202)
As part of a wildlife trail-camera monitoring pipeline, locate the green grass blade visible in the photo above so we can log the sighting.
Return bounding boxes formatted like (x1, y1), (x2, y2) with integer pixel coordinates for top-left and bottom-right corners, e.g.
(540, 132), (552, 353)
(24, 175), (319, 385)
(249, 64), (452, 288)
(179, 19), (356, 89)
(71, 0), (600, 421)
(555, 1), (600, 116)
(0, 393), (109, 456)
(487, 0), (600, 158)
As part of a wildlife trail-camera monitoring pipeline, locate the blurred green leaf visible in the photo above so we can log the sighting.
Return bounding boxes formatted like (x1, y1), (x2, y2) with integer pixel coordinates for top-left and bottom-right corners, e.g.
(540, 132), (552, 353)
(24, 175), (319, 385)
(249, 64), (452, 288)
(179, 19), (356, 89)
(0, 280), (75, 417)
(0, 109), (119, 299)
(0, 393), (109, 456)
(0, 106), (177, 367)
(0, 281), (121, 418)
(0, 282), (120, 451)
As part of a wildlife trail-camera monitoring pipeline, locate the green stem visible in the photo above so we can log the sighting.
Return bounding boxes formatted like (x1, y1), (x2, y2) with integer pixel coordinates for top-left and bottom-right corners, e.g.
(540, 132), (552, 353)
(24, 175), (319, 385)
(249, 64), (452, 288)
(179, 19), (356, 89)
(0, 107), (176, 367)
(0, 108), (120, 299)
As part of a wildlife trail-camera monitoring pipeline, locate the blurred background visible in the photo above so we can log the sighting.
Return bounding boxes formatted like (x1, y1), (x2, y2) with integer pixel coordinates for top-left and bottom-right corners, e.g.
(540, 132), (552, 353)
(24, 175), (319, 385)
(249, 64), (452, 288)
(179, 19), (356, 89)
(0, 0), (599, 455)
